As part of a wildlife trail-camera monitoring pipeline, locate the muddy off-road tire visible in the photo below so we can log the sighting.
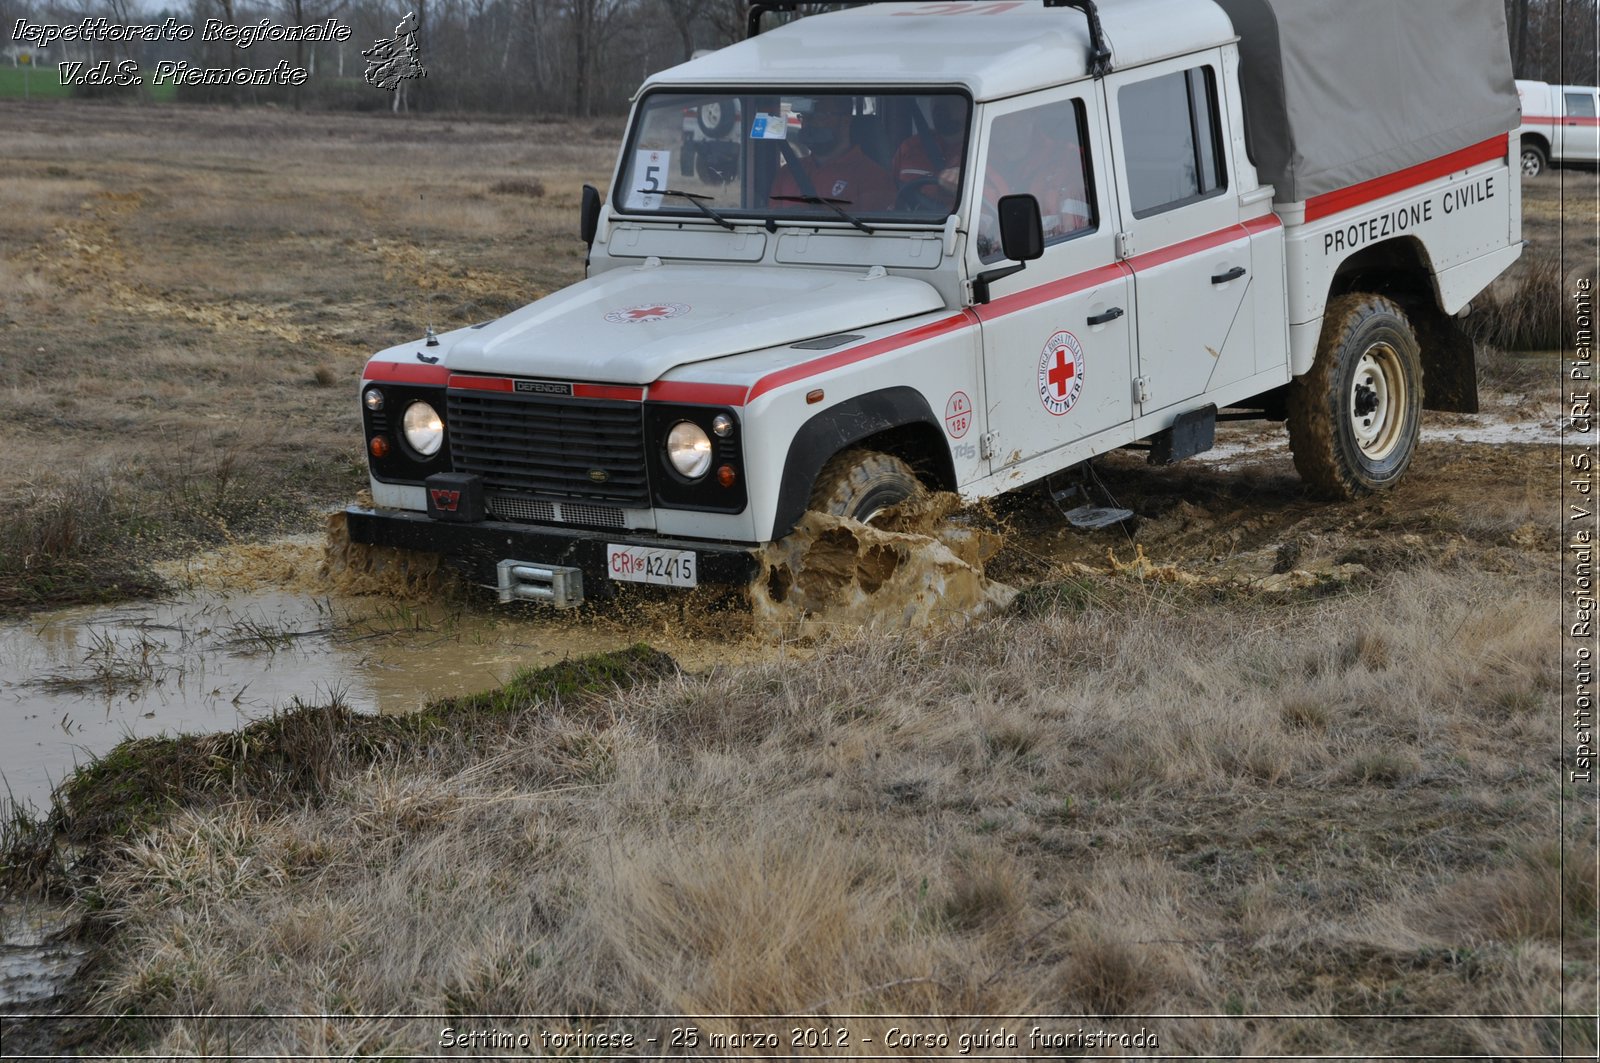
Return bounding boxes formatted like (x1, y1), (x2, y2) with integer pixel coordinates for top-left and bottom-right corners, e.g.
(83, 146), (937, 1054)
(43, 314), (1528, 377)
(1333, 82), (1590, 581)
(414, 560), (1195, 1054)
(809, 449), (926, 525)
(1288, 293), (1423, 499)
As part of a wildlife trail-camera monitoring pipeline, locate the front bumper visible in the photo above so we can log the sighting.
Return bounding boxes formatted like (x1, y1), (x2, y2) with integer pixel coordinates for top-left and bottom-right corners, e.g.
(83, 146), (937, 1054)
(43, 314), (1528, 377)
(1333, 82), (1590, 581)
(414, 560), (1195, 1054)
(343, 506), (762, 600)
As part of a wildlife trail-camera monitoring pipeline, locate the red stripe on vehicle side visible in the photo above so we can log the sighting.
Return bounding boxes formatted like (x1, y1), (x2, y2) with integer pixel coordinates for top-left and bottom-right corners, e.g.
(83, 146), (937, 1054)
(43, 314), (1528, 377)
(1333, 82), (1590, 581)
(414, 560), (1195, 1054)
(1523, 115), (1600, 126)
(1302, 136), (1508, 223)
(1124, 223), (1252, 273)
(574, 383), (647, 401)
(973, 262), (1130, 320)
(744, 217), (1285, 399)
(447, 374), (515, 392)
(746, 313), (973, 402)
(648, 381), (750, 406)
(363, 362), (450, 386)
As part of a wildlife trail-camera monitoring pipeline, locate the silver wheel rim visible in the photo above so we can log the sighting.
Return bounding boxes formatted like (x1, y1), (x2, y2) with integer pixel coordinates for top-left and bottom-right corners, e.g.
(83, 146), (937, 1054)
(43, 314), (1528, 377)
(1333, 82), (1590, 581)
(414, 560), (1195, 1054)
(1521, 150), (1541, 177)
(1349, 342), (1407, 462)
(857, 498), (897, 526)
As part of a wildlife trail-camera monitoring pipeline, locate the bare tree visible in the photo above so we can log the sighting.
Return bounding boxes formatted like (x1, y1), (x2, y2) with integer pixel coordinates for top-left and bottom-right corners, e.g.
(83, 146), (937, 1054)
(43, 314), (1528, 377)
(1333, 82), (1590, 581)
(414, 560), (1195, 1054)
(656, 0), (698, 62)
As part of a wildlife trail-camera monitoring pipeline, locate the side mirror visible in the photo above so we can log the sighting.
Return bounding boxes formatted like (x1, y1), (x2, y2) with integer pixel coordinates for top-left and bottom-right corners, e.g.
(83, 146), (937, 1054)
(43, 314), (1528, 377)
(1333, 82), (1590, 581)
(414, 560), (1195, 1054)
(997, 194), (1045, 262)
(973, 193), (1045, 305)
(580, 184), (602, 247)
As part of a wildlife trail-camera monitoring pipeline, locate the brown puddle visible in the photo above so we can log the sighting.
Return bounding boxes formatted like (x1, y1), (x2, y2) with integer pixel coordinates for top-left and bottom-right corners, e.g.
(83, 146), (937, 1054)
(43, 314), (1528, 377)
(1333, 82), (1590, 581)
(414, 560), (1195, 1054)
(1, 505), (1016, 814)
(0, 545), (735, 814)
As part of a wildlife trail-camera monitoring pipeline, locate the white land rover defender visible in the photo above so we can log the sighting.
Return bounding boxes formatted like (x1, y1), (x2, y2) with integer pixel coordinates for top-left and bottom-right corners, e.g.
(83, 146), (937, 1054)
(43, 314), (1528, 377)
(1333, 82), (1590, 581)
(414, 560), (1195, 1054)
(346, 0), (1522, 606)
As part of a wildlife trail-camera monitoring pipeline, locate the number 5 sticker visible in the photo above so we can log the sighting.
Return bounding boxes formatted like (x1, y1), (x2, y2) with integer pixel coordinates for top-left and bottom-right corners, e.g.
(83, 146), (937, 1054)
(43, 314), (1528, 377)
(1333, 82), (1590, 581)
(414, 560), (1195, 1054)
(626, 149), (671, 210)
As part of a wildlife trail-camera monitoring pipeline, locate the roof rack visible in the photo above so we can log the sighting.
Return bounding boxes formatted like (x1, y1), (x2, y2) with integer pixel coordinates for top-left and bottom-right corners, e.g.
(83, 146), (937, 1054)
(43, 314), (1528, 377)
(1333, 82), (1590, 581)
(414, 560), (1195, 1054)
(744, 0), (1114, 78)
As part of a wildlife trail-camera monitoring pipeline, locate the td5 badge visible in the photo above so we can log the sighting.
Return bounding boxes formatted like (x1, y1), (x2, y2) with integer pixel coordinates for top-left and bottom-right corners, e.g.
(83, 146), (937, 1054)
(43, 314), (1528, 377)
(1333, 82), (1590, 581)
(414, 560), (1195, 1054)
(1037, 330), (1084, 416)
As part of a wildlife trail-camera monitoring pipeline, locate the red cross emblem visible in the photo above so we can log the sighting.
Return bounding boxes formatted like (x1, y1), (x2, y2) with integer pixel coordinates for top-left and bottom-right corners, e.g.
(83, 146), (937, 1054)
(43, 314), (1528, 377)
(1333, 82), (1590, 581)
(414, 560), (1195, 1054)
(605, 302), (690, 325)
(1037, 330), (1084, 417)
(1047, 347), (1076, 398)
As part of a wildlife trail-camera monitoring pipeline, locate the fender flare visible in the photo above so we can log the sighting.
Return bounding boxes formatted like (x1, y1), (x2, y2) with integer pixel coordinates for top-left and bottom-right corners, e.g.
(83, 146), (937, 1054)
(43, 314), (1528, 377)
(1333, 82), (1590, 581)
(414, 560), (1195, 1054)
(770, 386), (952, 539)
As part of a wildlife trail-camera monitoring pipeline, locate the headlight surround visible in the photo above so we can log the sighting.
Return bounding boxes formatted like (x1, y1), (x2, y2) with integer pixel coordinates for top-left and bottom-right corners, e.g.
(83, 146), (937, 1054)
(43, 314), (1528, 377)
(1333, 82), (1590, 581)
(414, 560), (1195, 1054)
(666, 420), (713, 479)
(401, 401), (445, 458)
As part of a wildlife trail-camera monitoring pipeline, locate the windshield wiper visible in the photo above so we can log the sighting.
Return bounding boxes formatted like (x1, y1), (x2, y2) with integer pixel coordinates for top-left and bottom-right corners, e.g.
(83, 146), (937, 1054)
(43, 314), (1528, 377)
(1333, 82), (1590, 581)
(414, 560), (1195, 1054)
(639, 188), (737, 231)
(769, 194), (876, 234)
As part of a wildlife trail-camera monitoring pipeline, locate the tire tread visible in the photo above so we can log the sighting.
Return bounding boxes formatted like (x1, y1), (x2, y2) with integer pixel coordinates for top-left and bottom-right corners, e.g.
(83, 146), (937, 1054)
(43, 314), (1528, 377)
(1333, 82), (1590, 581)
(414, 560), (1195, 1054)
(1287, 292), (1420, 499)
(808, 449), (922, 521)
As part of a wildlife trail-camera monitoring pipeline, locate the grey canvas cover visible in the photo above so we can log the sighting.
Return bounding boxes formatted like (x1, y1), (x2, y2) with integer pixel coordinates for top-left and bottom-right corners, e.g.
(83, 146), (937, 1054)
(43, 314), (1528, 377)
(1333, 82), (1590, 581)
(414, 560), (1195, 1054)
(1212, 0), (1519, 202)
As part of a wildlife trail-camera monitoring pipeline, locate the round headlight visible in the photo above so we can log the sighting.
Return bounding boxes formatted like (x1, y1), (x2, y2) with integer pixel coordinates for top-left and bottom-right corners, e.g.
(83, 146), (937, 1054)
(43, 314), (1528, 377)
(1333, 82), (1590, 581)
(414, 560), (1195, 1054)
(666, 421), (712, 479)
(402, 401), (444, 457)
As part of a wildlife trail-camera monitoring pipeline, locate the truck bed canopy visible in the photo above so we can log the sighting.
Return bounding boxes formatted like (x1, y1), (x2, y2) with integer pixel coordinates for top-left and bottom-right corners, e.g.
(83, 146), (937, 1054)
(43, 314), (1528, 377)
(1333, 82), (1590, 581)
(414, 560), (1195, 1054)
(1213, 0), (1519, 202)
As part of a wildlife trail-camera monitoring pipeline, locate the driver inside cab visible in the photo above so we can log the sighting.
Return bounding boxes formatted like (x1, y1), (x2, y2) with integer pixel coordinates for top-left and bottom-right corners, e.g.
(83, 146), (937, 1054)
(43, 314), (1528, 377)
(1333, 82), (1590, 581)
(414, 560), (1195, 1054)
(768, 96), (896, 211)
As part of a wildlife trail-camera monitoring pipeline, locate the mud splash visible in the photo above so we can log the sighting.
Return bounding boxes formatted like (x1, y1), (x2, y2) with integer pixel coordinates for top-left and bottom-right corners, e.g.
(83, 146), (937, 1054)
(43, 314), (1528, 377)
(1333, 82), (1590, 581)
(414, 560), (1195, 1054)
(749, 493), (1015, 636)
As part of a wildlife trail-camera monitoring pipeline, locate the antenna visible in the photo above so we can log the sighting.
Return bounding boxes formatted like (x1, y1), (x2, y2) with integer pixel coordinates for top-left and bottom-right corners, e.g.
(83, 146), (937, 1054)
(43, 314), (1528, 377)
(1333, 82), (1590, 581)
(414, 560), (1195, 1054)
(419, 191), (439, 346)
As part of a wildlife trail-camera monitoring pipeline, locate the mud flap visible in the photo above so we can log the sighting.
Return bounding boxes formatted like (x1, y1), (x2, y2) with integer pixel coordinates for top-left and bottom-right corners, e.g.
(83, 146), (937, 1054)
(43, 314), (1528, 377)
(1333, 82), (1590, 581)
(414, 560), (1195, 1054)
(1148, 405), (1217, 466)
(1411, 308), (1480, 414)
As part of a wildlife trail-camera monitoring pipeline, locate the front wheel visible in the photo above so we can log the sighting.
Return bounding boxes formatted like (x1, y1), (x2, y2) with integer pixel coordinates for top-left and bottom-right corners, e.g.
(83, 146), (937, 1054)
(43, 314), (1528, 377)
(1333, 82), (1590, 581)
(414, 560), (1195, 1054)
(1287, 293), (1423, 499)
(808, 449), (925, 525)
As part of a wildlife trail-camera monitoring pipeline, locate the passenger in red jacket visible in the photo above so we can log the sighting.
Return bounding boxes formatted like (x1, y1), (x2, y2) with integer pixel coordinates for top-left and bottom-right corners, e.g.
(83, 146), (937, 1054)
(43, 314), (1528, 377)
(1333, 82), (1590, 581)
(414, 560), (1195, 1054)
(977, 101), (1094, 261)
(769, 97), (896, 212)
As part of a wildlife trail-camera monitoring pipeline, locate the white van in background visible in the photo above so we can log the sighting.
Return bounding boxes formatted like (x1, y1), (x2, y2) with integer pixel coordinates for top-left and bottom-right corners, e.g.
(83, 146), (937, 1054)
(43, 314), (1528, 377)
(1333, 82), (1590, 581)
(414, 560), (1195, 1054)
(1516, 79), (1600, 176)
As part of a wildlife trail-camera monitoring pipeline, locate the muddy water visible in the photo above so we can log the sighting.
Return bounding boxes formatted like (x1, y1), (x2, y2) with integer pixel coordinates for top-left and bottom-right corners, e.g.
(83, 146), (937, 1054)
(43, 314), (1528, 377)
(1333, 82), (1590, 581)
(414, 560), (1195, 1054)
(0, 539), (772, 815)
(0, 509), (1023, 815)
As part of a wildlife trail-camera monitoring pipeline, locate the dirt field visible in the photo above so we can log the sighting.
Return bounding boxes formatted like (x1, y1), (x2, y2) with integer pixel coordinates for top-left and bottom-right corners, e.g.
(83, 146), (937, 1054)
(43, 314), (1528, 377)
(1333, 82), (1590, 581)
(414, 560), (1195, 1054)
(2, 101), (1596, 1057)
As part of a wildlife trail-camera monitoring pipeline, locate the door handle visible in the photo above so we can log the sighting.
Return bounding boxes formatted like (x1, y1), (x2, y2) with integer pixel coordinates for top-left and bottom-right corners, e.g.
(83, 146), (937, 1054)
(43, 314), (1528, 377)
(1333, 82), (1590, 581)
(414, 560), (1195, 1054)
(1087, 307), (1124, 326)
(1212, 266), (1247, 285)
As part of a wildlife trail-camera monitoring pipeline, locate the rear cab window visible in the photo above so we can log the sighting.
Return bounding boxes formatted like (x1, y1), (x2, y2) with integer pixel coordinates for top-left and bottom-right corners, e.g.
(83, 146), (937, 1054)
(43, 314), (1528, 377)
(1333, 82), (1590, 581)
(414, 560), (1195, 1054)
(1117, 66), (1227, 218)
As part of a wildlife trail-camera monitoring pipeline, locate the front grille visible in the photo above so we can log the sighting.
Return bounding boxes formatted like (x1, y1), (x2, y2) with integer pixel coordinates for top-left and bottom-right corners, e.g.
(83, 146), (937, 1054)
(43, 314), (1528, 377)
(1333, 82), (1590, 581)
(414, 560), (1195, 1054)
(487, 495), (626, 529)
(488, 496), (556, 523)
(448, 390), (649, 507)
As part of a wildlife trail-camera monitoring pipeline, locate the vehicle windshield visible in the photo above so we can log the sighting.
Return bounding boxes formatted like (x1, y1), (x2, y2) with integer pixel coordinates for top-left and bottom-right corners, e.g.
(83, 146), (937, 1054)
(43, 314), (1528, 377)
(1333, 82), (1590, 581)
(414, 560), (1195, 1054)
(617, 90), (972, 224)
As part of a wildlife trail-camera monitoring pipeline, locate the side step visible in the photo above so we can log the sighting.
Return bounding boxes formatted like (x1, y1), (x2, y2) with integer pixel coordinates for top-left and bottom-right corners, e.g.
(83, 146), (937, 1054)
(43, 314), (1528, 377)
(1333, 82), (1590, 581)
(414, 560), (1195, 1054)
(1048, 461), (1134, 529)
(497, 560), (585, 607)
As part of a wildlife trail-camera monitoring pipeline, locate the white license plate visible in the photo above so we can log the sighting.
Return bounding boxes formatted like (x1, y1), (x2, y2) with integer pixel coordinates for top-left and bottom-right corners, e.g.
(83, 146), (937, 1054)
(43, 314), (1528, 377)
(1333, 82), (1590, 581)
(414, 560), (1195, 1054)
(606, 544), (698, 588)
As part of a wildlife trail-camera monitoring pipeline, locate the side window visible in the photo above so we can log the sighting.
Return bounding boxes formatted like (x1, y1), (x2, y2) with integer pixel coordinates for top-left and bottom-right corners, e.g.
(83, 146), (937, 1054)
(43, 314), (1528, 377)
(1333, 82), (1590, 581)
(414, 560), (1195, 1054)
(1118, 66), (1226, 218)
(977, 98), (1096, 264)
(1566, 91), (1597, 119)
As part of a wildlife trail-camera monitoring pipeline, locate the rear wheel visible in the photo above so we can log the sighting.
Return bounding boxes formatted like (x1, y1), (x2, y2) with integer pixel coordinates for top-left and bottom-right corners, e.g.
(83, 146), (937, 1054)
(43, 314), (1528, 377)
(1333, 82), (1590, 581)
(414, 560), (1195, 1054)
(1287, 293), (1423, 499)
(809, 449), (925, 525)
(1521, 140), (1547, 178)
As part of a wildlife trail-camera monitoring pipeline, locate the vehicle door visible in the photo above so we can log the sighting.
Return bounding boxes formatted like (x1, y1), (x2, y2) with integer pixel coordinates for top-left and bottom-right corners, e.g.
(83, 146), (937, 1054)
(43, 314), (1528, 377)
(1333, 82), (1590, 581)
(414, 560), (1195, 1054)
(972, 86), (1135, 473)
(1564, 88), (1600, 163)
(1103, 51), (1253, 416)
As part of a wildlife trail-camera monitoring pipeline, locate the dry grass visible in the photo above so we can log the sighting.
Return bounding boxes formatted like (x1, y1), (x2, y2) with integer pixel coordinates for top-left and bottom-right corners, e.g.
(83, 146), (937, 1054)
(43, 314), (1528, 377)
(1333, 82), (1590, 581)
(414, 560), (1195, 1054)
(0, 101), (1586, 1057)
(1468, 254), (1572, 352)
(8, 566), (1584, 1056)
(0, 102), (613, 613)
